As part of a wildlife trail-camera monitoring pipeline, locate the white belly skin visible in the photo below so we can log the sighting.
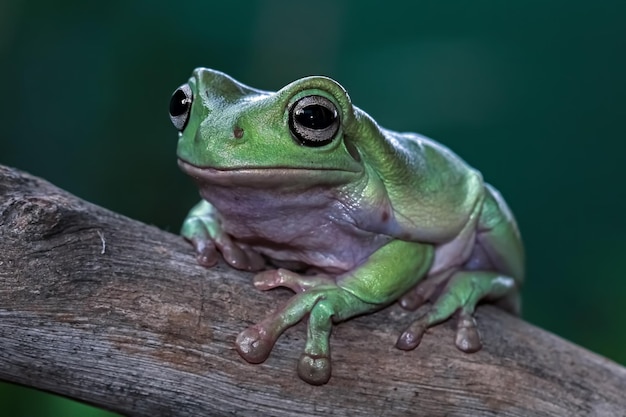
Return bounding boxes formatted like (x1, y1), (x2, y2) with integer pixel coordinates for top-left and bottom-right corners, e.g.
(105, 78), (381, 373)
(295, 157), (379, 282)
(200, 184), (392, 274)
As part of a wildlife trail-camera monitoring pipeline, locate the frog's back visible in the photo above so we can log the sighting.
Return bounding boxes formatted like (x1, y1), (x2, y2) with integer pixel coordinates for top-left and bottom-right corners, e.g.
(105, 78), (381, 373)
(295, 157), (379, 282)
(379, 129), (485, 244)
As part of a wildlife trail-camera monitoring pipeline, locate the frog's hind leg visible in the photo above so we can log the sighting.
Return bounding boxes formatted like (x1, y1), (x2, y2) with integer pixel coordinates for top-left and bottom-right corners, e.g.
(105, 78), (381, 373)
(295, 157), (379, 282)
(397, 184), (524, 352)
(476, 184), (525, 315)
(396, 270), (516, 352)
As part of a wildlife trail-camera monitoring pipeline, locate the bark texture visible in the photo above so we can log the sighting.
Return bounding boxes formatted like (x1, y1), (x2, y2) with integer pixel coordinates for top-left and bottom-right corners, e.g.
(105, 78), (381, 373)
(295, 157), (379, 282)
(0, 164), (624, 417)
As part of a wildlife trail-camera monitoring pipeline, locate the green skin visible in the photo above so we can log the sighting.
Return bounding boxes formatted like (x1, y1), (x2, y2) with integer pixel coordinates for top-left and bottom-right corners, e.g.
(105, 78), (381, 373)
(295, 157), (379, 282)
(169, 68), (524, 385)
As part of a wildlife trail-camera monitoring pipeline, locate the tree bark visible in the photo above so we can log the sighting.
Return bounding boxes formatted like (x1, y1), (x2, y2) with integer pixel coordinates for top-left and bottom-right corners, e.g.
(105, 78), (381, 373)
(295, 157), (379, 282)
(0, 164), (624, 417)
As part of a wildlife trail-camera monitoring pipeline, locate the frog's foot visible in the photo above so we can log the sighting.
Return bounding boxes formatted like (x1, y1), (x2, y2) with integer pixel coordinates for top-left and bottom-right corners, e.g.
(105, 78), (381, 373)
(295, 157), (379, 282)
(186, 232), (265, 271)
(236, 284), (375, 385)
(396, 270), (516, 352)
(253, 269), (335, 293)
(181, 208), (265, 271)
(236, 288), (330, 365)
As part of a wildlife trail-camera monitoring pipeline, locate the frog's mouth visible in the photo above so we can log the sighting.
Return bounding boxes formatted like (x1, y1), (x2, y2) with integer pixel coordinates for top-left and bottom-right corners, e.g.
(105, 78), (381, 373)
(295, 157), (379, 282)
(178, 159), (360, 188)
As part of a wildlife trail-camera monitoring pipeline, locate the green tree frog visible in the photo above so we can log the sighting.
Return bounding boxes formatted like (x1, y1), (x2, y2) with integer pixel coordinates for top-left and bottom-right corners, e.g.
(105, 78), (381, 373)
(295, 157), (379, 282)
(169, 68), (524, 385)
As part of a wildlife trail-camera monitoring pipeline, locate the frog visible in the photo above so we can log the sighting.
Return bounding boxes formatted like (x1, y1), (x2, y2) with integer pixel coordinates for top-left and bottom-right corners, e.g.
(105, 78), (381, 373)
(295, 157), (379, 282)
(169, 68), (524, 385)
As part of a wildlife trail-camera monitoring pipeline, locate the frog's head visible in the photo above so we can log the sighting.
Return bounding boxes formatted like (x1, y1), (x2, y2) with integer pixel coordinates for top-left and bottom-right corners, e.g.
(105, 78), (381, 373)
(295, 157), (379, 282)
(171, 68), (378, 188)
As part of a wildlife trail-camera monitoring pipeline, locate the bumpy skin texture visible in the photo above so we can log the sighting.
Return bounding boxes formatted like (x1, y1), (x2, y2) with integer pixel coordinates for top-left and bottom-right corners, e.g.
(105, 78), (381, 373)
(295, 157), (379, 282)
(170, 68), (524, 385)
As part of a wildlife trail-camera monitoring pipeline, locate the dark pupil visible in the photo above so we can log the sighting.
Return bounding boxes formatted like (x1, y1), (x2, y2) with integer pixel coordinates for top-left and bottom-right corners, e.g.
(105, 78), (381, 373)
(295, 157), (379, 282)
(295, 105), (336, 130)
(169, 89), (189, 116)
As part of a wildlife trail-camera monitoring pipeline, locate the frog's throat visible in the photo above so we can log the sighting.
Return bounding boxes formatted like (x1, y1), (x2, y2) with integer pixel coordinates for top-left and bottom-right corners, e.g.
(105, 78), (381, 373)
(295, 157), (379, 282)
(178, 159), (362, 187)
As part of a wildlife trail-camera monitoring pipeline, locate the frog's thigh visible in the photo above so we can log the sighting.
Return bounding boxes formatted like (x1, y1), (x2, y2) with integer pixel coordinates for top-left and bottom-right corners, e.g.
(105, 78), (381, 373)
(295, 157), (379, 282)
(471, 184), (525, 314)
(397, 270), (516, 352)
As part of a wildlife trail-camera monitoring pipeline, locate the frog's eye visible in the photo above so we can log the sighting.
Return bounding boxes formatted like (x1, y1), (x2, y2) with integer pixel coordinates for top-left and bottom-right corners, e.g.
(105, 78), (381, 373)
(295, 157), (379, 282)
(169, 84), (193, 131)
(288, 95), (340, 147)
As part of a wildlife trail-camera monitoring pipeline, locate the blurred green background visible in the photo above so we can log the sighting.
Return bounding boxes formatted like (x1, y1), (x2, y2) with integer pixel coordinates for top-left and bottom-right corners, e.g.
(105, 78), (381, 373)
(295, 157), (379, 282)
(1, 0), (625, 415)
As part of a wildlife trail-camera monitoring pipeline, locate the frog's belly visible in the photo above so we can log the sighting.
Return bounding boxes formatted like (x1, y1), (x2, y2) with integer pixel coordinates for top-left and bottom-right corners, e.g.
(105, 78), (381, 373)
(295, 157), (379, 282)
(198, 183), (378, 272)
(222, 214), (392, 274)
(201, 184), (392, 273)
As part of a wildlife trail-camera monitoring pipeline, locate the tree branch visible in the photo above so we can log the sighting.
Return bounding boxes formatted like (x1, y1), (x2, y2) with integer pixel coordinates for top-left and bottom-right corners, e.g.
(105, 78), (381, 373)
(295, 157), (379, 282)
(0, 164), (624, 417)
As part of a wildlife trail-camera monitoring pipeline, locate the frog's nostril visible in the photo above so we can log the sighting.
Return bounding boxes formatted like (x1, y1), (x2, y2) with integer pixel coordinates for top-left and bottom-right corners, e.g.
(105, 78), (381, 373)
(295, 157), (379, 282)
(233, 126), (244, 139)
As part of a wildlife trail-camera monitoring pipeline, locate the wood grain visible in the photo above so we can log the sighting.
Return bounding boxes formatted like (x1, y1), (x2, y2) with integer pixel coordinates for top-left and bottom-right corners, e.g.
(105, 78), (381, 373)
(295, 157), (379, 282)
(0, 164), (624, 416)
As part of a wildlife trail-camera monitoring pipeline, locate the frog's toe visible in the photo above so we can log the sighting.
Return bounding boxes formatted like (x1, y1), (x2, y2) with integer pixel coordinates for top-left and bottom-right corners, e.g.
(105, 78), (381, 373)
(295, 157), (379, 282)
(455, 313), (482, 353)
(217, 238), (265, 271)
(396, 321), (427, 350)
(240, 247), (266, 271)
(399, 272), (452, 311)
(235, 326), (275, 364)
(253, 270), (280, 290)
(253, 268), (302, 291)
(298, 353), (331, 385)
(253, 269), (335, 293)
(190, 238), (219, 268)
(398, 291), (426, 311)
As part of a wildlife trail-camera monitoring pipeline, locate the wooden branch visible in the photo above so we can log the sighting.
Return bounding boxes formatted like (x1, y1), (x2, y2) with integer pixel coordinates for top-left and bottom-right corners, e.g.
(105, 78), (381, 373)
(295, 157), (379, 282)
(0, 164), (624, 417)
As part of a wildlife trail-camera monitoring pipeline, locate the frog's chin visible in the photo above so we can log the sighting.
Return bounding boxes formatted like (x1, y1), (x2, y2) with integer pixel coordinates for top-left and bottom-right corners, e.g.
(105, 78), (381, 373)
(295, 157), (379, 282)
(178, 159), (360, 188)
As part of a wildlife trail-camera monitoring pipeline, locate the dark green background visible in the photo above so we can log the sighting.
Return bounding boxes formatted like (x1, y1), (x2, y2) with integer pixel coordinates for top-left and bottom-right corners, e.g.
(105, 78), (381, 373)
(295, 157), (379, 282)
(1, 1), (625, 416)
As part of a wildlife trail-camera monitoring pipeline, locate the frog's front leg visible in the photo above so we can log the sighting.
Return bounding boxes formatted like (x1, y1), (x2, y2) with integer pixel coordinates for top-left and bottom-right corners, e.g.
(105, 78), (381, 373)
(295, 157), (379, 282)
(236, 239), (434, 385)
(181, 200), (265, 271)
